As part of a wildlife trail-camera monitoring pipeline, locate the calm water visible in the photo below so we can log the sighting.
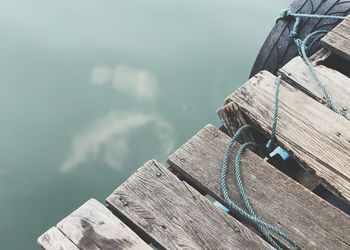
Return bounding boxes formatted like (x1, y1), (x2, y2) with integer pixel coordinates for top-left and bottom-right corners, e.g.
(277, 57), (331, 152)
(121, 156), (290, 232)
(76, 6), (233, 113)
(0, 1), (291, 249)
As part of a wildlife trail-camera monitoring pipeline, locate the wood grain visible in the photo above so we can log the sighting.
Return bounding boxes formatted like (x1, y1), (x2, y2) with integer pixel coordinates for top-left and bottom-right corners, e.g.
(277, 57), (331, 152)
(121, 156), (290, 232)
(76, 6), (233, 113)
(168, 124), (350, 249)
(57, 198), (151, 250)
(309, 48), (331, 64)
(38, 227), (79, 250)
(321, 16), (350, 61)
(217, 102), (255, 141)
(106, 160), (273, 250)
(226, 70), (350, 204)
(216, 101), (321, 190)
(280, 56), (350, 119)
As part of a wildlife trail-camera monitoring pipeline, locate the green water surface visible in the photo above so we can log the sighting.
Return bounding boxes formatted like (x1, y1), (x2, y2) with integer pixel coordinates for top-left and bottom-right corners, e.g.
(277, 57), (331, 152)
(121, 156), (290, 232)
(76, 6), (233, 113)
(0, 1), (291, 249)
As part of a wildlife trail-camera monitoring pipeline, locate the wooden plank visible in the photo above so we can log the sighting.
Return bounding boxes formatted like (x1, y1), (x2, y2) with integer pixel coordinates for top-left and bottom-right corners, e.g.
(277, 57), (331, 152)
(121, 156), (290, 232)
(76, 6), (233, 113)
(38, 227), (79, 250)
(217, 102), (267, 159)
(168, 124), (350, 249)
(309, 48), (331, 64)
(218, 101), (255, 141)
(106, 160), (273, 250)
(279, 56), (350, 119)
(57, 198), (151, 250)
(218, 102), (322, 191)
(226, 70), (350, 204)
(321, 16), (350, 61)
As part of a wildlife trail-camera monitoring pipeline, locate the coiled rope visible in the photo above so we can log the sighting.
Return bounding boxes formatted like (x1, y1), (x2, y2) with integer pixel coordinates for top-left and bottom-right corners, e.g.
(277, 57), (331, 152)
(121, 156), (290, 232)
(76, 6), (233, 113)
(221, 9), (346, 250)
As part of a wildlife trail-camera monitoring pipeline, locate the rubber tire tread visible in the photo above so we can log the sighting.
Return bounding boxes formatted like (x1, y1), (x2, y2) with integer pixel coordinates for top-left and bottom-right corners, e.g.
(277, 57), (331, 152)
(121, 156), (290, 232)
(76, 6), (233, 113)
(250, 0), (350, 77)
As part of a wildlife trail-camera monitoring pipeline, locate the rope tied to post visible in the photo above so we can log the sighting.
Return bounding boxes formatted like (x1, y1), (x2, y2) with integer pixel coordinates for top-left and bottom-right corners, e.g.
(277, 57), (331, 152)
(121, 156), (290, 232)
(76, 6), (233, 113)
(221, 10), (347, 250)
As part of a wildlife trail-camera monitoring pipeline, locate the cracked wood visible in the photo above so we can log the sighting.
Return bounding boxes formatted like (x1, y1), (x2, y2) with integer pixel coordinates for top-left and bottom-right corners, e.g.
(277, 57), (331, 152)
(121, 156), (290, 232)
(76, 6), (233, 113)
(226, 70), (350, 204)
(106, 160), (272, 250)
(168, 124), (350, 249)
(321, 15), (350, 61)
(56, 198), (151, 250)
(38, 227), (79, 250)
(280, 56), (350, 119)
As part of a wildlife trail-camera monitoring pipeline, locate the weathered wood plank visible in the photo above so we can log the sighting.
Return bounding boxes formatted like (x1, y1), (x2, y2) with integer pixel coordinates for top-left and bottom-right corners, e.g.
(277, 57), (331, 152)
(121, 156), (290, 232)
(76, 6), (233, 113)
(218, 102), (255, 140)
(280, 56), (350, 119)
(309, 48), (331, 64)
(168, 124), (350, 249)
(218, 101), (322, 190)
(106, 160), (273, 250)
(321, 16), (350, 61)
(226, 70), (350, 204)
(217, 102), (267, 159)
(38, 227), (79, 250)
(57, 198), (151, 250)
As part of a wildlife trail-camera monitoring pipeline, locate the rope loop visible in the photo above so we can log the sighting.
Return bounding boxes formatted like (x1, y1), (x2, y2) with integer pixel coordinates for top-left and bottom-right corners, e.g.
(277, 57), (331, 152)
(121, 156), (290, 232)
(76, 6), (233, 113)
(222, 9), (347, 250)
(221, 118), (301, 250)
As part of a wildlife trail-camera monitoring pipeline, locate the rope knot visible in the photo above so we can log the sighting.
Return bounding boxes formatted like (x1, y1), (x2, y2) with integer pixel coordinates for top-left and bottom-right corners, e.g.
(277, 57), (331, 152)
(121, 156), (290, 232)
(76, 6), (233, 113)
(279, 8), (291, 19)
(289, 30), (298, 39)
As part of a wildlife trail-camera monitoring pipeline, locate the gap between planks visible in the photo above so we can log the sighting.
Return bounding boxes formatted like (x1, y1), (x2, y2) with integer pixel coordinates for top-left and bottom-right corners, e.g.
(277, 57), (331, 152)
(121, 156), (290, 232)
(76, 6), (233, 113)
(225, 70), (350, 205)
(321, 15), (350, 61)
(279, 56), (350, 120)
(106, 160), (273, 250)
(168, 124), (350, 249)
(38, 198), (151, 250)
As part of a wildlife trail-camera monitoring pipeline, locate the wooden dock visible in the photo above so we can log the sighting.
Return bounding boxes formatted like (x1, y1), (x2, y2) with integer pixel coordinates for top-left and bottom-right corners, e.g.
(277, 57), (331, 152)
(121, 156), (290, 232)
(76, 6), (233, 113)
(38, 16), (350, 250)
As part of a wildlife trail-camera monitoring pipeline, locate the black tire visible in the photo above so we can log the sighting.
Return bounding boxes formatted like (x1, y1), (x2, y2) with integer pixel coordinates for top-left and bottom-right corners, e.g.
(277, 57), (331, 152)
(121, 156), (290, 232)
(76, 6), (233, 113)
(250, 0), (350, 77)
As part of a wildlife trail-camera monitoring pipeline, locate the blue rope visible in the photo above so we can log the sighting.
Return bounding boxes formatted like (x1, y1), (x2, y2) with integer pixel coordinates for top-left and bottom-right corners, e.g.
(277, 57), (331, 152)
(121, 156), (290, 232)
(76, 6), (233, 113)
(282, 8), (345, 114)
(220, 125), (301, 250)
(279, 8), (346, 20)
(221, 77), (301, 250)
(221, 9), (346, 250)
(266, 75), (282, 151)
(299, 31), (343, 114)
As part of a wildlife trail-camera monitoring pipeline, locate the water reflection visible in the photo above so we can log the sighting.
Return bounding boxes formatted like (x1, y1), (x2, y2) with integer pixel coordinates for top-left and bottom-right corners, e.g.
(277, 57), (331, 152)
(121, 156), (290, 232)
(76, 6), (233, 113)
(61, 64), (171, 173)
(91, 65), (158, 100)
(61, 111), (175, 173)
(0, 1), (292, 248)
